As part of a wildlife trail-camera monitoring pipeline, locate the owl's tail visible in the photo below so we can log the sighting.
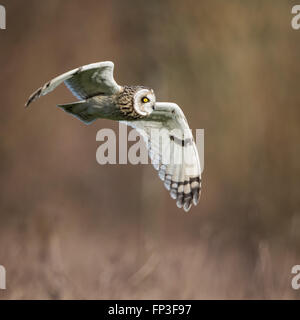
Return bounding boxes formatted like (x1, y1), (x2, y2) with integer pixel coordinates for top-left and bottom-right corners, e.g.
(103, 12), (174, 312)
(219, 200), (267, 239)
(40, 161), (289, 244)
(57, 101), (99, 124)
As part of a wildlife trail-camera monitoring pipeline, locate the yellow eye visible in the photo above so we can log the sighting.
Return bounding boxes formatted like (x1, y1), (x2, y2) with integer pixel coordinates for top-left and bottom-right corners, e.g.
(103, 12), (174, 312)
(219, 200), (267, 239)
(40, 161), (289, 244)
(142, 97), (149, 103)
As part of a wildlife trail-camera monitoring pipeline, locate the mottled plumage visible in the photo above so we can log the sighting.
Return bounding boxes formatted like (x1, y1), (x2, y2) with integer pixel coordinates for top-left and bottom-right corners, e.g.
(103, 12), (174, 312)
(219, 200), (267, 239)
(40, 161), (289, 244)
(117, 86), (153, 119)
(25, 61), (202, 212)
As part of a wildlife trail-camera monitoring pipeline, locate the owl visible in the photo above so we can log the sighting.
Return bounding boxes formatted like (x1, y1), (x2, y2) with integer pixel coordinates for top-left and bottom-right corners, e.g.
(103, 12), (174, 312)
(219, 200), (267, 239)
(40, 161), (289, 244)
(26, 61), (202, 212)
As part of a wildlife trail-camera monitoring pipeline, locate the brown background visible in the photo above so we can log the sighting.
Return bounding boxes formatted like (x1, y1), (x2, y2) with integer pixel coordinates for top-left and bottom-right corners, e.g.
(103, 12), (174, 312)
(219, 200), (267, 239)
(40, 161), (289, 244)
(0, 0), (300, 299)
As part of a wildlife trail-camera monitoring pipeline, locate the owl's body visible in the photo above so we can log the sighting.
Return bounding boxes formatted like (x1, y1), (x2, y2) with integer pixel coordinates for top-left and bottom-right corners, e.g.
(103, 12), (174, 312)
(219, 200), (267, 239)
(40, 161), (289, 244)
(26, 61), (202, 212)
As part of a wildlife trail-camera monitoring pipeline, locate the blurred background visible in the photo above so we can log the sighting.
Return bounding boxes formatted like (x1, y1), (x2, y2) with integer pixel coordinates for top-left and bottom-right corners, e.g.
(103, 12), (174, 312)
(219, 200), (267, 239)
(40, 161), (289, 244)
(0, 0), (300, 299)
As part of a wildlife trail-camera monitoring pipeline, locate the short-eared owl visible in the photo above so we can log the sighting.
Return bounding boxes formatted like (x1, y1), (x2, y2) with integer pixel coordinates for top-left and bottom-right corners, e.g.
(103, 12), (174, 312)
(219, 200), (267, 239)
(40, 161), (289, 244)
(26, 61), (201, 212)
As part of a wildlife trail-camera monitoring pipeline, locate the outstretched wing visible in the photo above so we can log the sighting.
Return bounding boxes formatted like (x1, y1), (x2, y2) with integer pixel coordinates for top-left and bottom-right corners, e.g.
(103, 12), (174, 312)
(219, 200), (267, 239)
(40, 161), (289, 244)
(124, 102), (201, 212)
(25, 61), (121, 107)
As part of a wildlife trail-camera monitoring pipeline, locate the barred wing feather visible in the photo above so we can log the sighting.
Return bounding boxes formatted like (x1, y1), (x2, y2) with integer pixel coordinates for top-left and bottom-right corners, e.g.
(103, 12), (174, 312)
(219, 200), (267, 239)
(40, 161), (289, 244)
(25, 61), (121, 107)
(124, 102), (201, 212)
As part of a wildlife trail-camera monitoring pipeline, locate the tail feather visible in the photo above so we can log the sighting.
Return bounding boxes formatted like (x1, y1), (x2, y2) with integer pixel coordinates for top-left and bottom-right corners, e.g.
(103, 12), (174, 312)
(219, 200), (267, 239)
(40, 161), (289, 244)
(57, 101), (99, 124)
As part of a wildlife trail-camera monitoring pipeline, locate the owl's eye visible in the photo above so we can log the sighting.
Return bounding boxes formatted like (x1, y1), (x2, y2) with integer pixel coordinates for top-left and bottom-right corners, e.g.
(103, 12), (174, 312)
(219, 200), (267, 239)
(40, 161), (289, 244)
(142, 97), (149, 103)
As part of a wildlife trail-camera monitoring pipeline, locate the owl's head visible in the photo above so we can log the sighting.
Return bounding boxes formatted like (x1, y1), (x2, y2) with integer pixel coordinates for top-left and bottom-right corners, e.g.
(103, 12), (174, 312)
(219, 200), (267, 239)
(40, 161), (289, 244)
(133, 88), (156, 117)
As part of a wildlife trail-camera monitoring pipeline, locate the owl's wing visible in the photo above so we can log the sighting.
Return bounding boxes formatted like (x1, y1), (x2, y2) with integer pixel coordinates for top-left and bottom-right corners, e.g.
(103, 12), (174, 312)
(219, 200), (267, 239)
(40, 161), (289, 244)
(124, 102), (201, 212)
(25, 61), (121, 107)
